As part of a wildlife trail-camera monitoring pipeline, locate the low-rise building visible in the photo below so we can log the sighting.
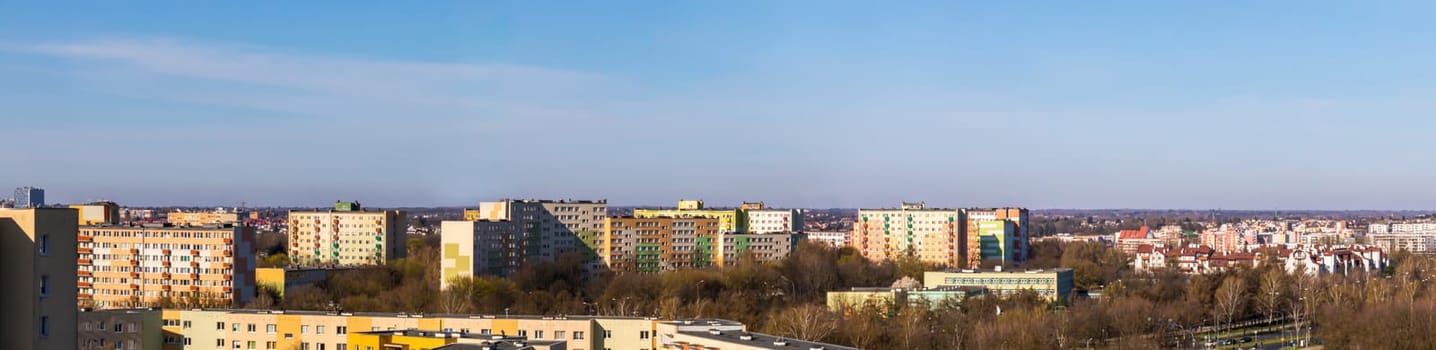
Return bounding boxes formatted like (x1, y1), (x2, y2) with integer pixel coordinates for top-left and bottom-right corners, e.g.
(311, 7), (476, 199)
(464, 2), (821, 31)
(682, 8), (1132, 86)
(923, 268), (1074, 304)
(351, 329), (566, 350)
(655, 319), (859, 350)
(826, 286), (983, 313)
(255, 266), (385, 298)
(80, 308), (162, 350)
(803, 231), (850, 248)
(167, 208), (243, 227)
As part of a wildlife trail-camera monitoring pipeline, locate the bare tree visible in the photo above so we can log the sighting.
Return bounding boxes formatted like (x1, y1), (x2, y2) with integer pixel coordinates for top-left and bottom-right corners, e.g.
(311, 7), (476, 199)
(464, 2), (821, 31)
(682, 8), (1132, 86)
(1213, 276), (1247, 333)
(767, 303), (839, 342)
(1257, 268), (1285, 324)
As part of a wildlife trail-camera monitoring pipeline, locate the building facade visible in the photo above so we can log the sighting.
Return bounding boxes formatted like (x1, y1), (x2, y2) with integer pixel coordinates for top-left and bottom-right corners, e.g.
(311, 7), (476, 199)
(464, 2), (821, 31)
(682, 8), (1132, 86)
(718, 233), (798, 265)
(166, 209), (244, 227)
(0, 208), (78, 350)
(803, 231), (850, 248)
(78, 224), (257, 309)
(743, 202), (803, 234)
(974, 220), (1016, 264)
(923, 268), (1074, 304)
(159, 309), (668, 350)
(633, 200), (747, 233)
(441, 219), (524, 287)
(80, 308), (163, 350)
(851, 202), (968, 267)
(468, 199), (609, 267)
(14, 186), (44, 208)
(965, 208), (1029, 266)
(288, 202), (407, 267)
(604, 217), (721, 273)
(73, 201), (122, 225)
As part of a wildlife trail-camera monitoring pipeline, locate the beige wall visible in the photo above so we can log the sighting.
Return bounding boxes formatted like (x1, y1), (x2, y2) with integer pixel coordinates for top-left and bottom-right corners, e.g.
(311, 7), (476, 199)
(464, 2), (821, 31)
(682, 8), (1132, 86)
(0, 208), (79, 350)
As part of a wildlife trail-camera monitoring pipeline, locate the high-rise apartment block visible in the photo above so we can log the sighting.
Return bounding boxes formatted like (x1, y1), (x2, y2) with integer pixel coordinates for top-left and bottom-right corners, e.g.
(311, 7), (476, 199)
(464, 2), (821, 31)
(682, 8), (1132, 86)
(851, 203), (1029, 268)
(440, 220), (522, 288)
(167, 208), (243, 227)
(852, 202), (967, 267)
(966, 208), (1029, 267)
(604, 216), (721, 273)
(602, 216), (799, 273)
(287, 201), (407, 267)
(14, 186), (44, 208)
(78, 224), (256, 309)
(743, 202), (804, 234)
(442, 199), (606, 286)
(71, 201), (121, 225)
(634, 200), (747, 233)
(0, 208), (78, 350)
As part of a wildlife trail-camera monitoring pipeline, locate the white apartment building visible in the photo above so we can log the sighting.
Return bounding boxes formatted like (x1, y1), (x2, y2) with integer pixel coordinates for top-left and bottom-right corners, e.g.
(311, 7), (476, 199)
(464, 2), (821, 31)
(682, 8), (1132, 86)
(746, 209), (803, 233)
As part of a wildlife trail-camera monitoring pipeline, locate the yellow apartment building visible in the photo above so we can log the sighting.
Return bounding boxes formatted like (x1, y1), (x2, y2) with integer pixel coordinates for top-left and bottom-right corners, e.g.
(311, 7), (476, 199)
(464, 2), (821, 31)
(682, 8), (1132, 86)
(288, 201), (407, 267)
(78, 224), (257, 309)
(0, 208), (79, 350)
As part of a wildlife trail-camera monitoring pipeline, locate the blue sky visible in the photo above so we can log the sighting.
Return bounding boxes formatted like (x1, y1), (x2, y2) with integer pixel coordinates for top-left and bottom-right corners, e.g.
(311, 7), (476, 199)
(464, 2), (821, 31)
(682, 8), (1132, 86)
(3, 2), (1435, 209)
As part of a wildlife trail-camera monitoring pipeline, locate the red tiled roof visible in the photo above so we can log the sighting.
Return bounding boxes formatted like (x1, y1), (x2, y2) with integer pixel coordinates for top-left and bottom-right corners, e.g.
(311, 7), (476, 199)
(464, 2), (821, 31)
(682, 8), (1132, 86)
(1118, 226), (1151, 240)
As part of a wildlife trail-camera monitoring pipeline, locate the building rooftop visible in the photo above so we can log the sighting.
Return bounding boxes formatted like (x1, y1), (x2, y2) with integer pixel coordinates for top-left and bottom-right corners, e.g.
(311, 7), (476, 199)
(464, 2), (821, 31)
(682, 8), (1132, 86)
(190, 308), (658, 321)
(936, 267), (1073, 274)
(671, 326), (859, 350)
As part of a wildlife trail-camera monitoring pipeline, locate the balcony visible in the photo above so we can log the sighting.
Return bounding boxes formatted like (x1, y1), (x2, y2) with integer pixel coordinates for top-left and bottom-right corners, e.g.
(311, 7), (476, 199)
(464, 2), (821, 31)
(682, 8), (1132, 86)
(223, 238), (233, 245)
(162, 249), (171, 255)
(189, 261), (199, 268)
(77, 258), (91, 265)
(190, 285), (200, 291)
(223, 274), (232, 280)
(162, 261), (172, 267)
(190, 249), (200, 256)
(77, 270), (91, 277)
(223, 250), (232, 257)
(77, 247), (92, 254)
(77, 234), (92, 242)
(129, 272), (139, 278)
(78, 282), (92, 288)
(127, 260), (140, 266)
(222, 263), (232, 269)
(189, 273), (200, 280)
(128, 248), (139, 255)
(223, 286), (233, 293)
(162, 285), (171, 291)
(162, 272), (172, 279)
(129, 284), (139, 290)
(78, 293), (92, 299)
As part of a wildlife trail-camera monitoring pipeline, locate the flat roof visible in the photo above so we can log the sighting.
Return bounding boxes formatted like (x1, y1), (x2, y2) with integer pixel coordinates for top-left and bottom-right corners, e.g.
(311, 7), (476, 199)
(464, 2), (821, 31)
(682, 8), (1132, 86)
(677, 329), (858, 350)
(186, 309), (656, 321)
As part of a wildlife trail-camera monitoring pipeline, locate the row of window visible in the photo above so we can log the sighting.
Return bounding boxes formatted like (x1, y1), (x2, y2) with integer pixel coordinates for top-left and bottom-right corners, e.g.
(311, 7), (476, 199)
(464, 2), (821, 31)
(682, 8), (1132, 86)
(81, 231), (233, 239)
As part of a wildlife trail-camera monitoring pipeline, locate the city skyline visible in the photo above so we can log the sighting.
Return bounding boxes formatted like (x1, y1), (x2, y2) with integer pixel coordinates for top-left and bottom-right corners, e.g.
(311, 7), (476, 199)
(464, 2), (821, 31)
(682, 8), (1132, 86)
(7, 2), (1436, 209)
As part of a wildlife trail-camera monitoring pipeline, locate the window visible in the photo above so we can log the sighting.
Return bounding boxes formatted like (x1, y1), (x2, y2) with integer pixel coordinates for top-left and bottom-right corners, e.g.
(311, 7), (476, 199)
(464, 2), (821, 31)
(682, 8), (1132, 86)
(128, 323), (137, 333)
(604, 330), (612, 338)
(217, 322), (225, 330)
(640, 331), (650, 339)
(302, 325), (310, 334)
(40, 234), (49, 255)
(535, 330), (543, 339)
(337, 326), (347, 334)
(39, 316), (49, 337)
(185, 338), (192, 345)
(574, 331), (584, 340)
(115, 323), (123, 333)
(285, 333), (294, 340)
(555, 331), (566, 340)
(317, 326), (325, 334)
(39, 275), (48, 297)
(247, 340), (256, 349)
(248, 324), (256, 333)
(518, 330), (527, 337)
(267, 324), (276, 333)
(338, 343), (346, 350)
(266, 341), (276, 349)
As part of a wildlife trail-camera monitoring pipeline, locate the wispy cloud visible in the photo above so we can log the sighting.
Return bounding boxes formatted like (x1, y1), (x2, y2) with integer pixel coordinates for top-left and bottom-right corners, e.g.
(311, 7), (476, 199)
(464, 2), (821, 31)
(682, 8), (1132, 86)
(19, 37), (615, 120)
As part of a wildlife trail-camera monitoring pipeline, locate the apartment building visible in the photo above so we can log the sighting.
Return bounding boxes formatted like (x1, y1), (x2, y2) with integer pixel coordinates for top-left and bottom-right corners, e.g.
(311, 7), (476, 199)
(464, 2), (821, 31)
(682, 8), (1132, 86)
(466, 199), (609, 267)
(965, 207), (1029, 266)
(159, 309), (670, 350)
(80, 308), (162, 350)
(718, 233), (798, 265)
(78, 224), (257, 309)
(803, 231), (850, 248)
(604, 216), (721, 273)
(440, 219), (524, 287)
(633, 200), (747, 233)
(741, 202), (804, 234)
(288, 201), (407, 267)
(923, 268), (1074, 303)
(973, 220), (1016, 264)
(851, 202), (968, 267)
(168, 209), (243, 227)
(72, 201), (121, 225)
(0, 208), (79, 350)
